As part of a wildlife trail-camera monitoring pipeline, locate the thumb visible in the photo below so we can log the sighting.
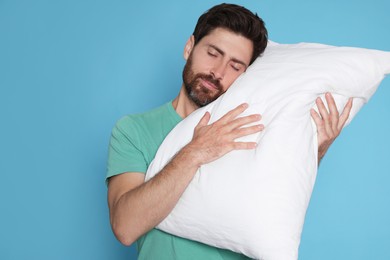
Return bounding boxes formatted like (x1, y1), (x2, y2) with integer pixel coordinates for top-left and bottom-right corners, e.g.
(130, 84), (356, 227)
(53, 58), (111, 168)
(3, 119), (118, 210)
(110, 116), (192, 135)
(196, 111), (211, 128)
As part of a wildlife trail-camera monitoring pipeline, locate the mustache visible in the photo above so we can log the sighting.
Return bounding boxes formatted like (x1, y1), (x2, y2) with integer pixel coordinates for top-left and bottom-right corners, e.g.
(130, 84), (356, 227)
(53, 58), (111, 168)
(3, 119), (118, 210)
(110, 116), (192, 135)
(198, 74), (222, 91)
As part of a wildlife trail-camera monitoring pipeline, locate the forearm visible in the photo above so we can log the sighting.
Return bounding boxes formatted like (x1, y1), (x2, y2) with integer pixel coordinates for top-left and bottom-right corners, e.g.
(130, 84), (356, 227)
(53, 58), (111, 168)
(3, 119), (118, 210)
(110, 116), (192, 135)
(110, 146), (200, 245)
(110, 105), (263, 245)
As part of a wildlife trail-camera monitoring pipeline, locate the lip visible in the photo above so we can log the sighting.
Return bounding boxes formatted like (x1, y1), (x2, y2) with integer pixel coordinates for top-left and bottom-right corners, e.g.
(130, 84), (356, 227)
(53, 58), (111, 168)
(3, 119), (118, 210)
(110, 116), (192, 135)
(200, 78), (217, 91)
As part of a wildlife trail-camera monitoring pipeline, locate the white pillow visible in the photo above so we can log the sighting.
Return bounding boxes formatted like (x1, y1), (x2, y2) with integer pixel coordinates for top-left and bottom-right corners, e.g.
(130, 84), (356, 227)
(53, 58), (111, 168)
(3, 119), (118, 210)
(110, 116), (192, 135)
(145, 41), (390, 260)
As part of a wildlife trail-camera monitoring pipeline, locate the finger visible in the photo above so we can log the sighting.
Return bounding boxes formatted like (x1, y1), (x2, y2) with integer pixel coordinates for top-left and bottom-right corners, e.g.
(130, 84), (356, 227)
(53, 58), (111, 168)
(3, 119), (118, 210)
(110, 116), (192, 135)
(231, 124), (264, 138)
(227, 113), (262, 130)
(217, 103), (249, 124)
(195, 111), (211, 129)
(337, 97), (353, 130)
(230, 141), (258, 150)
(310, 108), (321, 123)
(315, 97), (332, 134)
(310, 108), (324, 130)
(315, 97), (327, 119)
(325, 92), (340, 131)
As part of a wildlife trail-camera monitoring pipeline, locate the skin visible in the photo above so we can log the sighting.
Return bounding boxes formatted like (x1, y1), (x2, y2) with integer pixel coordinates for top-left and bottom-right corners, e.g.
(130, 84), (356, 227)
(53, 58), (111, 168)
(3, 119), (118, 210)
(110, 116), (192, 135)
(312, 94), (353, 161)
(107, 28), (353, 246)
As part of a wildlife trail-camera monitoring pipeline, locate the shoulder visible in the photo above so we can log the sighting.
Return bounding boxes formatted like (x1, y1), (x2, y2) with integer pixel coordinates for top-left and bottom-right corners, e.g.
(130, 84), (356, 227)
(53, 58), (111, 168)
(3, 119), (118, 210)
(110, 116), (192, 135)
(117, 102), (177, 129)
(119, 102), (171, 124)
(112, 102), (173, 137)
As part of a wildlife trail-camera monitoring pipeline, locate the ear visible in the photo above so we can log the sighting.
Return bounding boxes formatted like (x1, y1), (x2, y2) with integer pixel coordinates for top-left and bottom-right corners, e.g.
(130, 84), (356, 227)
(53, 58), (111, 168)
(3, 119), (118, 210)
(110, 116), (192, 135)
(183, 35), (195, 60)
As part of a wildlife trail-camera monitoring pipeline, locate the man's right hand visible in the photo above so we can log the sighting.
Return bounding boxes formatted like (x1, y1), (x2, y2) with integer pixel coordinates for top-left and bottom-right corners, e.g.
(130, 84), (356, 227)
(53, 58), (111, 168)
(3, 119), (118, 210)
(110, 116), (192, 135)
(185, 103), (264, 167)
(108, 103), (263, 246)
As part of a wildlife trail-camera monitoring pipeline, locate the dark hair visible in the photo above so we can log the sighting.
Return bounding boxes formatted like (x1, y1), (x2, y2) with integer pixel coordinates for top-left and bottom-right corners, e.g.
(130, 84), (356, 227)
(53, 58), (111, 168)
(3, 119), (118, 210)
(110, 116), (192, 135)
(192, 3), (268, 65)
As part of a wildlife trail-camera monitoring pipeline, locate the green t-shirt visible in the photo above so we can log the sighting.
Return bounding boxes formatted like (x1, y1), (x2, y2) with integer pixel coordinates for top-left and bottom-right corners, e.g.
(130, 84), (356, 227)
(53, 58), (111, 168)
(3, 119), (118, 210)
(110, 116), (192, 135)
(107, 102), (251, 260)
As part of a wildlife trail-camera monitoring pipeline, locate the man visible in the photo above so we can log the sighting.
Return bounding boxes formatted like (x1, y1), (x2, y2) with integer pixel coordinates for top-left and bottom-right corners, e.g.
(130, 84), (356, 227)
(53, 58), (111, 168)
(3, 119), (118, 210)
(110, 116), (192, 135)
(107, 3), (352, 259)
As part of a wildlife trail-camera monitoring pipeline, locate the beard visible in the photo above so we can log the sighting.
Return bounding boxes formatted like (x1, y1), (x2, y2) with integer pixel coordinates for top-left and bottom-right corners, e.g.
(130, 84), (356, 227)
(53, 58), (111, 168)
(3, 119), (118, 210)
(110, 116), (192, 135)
(182, 54), (224, 107)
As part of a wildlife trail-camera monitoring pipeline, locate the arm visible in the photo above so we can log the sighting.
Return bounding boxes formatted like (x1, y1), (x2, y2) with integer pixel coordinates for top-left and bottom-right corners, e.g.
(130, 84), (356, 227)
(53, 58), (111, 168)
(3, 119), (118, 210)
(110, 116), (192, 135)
(108, 103), (263, 246)
(311, 92), (353, 163)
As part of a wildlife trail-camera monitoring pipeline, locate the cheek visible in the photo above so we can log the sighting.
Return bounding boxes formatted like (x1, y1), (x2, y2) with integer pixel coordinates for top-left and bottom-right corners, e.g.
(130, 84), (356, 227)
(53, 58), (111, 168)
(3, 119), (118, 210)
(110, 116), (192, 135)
(189, 51), (213, 73)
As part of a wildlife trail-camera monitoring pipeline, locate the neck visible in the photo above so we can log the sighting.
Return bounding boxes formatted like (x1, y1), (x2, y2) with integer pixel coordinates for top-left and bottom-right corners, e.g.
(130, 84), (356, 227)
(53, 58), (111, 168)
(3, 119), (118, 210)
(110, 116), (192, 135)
(172, 84), (199, 118)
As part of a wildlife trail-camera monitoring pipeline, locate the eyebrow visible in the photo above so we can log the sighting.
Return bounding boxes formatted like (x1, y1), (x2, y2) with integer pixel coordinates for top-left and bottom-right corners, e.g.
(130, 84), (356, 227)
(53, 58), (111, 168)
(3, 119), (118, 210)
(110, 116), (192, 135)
(208, 44), (248, 69)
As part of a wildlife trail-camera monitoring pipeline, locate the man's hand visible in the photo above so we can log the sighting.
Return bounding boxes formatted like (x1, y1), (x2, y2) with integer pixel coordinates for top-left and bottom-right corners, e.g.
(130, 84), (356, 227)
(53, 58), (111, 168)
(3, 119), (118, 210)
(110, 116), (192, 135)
(185, 103), (264, 167)
(311, 93), (353, 162)
(108, 103), (263, 246)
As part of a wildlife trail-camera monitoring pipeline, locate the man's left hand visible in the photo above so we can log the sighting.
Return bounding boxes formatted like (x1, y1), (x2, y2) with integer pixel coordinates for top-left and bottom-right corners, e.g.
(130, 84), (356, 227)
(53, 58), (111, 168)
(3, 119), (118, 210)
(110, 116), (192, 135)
(311, 92), (353, 162)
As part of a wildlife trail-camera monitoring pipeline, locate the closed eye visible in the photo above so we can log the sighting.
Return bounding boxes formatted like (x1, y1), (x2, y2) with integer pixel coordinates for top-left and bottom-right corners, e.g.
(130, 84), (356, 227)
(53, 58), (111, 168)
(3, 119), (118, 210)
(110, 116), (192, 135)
(231, 62), (243, 72)
(207, 46), (221, 58)
(208, 50), (218, 57)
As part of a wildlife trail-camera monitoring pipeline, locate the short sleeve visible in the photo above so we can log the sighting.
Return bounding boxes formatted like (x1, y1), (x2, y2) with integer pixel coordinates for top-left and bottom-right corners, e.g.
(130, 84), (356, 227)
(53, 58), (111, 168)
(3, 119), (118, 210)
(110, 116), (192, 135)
(106, 117), (147, 180)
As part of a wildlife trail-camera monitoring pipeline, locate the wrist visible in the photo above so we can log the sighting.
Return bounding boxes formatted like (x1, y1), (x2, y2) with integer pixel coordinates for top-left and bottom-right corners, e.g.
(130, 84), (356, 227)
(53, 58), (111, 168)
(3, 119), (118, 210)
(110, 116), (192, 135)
(178, 143), (204, 169)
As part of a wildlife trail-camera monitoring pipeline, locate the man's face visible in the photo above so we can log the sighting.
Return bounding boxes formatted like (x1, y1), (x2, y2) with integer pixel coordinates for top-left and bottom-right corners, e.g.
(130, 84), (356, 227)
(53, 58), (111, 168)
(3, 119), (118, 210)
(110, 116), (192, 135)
(183, 28), (253, 107)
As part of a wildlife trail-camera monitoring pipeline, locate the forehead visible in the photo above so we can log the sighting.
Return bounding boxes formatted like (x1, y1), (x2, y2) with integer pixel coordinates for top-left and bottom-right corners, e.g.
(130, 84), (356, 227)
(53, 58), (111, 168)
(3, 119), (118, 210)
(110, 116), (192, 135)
(196, 27), (253, 66)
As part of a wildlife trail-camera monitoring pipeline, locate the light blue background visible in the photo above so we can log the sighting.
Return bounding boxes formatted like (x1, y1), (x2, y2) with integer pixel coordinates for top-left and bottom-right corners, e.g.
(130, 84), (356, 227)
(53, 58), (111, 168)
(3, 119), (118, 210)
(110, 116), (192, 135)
(1, 0), (389, 259)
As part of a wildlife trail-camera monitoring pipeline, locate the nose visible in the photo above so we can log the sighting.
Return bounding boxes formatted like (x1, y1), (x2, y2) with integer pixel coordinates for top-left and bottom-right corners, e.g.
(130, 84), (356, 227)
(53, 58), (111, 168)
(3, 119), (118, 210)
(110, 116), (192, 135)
(210, 61), (227, 80)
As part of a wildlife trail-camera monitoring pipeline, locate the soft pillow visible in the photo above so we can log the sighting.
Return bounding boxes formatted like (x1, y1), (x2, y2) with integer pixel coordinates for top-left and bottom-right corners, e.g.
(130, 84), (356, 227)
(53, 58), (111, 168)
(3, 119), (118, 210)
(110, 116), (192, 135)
(145, 41), (390, 260)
